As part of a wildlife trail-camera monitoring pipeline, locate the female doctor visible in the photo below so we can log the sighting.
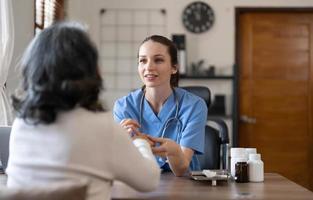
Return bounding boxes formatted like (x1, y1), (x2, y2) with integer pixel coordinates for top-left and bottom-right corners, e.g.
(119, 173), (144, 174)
(113, 35), (207, 176)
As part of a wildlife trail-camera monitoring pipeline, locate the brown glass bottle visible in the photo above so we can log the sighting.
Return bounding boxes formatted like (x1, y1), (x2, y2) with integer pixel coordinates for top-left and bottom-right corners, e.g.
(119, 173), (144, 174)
(235, 162), (249, 183)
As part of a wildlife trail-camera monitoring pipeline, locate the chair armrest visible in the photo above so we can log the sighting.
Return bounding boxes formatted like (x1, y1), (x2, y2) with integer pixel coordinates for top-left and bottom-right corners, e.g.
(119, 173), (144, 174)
(207, 118), (229, 144)
(207, 118), (229, 170)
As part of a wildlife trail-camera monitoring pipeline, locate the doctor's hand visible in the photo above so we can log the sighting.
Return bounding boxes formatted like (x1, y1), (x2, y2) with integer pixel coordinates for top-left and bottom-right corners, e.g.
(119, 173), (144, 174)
(148, 136), (180, 158)
(148, 136), (194, 177)
(120, 119), (155, 147)
(120, 119), (140, 136)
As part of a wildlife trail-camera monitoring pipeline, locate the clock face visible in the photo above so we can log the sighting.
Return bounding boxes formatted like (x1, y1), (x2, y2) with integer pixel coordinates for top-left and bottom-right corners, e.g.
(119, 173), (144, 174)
(182, 1), (215, 34)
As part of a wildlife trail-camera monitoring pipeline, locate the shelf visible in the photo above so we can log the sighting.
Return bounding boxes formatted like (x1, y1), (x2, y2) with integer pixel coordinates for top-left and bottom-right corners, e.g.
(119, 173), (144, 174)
(208, 115), (232, 119)
(180, 75), (234, 80)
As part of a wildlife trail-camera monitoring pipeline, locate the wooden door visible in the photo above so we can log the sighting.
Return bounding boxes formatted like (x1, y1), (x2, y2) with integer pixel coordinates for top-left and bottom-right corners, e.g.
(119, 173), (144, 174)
(238, 11), (313, 190)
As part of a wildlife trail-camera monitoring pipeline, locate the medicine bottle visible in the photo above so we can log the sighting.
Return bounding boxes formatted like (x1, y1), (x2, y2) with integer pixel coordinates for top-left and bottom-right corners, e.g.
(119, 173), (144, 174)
(248, 153), (264, 182)
(230, 148), (248, 177)
(235, 161), (249, 183)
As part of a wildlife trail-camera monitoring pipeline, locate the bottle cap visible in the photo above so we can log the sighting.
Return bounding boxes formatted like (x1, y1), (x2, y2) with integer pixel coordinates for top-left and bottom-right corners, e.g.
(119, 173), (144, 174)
(245, 148), (257, 154)
(230, 148), (247, 157)
(249, 153), (261, 160)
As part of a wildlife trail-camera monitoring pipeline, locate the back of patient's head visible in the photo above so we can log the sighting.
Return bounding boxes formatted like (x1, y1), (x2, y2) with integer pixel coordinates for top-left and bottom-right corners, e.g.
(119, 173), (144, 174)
(12, 21), (104, 125)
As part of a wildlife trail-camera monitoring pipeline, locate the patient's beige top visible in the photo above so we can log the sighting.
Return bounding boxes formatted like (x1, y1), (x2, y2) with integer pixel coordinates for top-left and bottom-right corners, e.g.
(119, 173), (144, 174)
(6, 108), (160, 200)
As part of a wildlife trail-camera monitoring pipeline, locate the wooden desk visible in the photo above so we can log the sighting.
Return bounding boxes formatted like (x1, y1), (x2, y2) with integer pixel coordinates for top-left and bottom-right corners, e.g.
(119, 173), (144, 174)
(111, 172), (313, 200)
(1, 173), (313, 199)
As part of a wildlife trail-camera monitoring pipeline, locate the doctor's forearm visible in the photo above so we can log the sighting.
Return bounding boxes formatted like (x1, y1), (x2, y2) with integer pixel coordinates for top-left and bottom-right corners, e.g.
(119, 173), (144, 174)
(167, 149), (189, 176)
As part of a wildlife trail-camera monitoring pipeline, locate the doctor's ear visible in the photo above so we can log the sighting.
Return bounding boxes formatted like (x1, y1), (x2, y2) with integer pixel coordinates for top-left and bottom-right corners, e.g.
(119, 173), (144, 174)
(172, 65), (178, 74)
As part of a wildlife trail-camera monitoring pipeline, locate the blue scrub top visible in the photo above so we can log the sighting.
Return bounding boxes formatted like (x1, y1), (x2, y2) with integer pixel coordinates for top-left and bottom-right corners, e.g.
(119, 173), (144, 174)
(113, 87), (207, 171)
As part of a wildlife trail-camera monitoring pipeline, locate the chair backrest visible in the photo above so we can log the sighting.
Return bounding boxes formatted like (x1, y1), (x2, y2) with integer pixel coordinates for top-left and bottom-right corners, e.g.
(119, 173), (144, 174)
(0, 126), (11, 171)
(181, 86), (211, 109)
(0, 182), (88, 200)
(181, 86), (229, 170)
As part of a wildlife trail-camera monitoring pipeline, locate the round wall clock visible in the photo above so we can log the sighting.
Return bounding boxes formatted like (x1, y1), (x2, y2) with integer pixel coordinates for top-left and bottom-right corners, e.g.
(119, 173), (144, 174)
(182, 1), (215, 34)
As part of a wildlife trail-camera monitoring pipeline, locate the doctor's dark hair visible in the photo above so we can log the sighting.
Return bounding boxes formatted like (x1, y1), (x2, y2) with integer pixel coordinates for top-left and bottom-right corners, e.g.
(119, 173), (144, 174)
(12, 21), (104, 124)
(139, 35), (179, 87)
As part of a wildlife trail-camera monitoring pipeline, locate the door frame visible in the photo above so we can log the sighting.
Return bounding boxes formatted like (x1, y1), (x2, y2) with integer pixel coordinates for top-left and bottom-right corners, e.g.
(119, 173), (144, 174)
(234, 7), (313, 190)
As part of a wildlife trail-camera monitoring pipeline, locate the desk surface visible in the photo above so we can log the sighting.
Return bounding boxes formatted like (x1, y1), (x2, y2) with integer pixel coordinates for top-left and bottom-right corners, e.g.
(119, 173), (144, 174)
(111, 172), (313, 200)
(1, 173), (313, 199)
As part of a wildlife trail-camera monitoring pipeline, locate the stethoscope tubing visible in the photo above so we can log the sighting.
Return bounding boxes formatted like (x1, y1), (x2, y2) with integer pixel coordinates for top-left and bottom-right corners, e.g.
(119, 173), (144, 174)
(139, 89), (182, 142)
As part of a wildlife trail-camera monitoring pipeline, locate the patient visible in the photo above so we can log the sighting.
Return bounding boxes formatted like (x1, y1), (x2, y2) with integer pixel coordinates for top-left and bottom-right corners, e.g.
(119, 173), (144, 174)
(6, 21), (160, 200)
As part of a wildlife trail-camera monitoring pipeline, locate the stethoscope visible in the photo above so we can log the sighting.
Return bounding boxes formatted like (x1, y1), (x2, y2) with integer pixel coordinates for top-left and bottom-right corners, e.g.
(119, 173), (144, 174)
(139, 89), (183, 143)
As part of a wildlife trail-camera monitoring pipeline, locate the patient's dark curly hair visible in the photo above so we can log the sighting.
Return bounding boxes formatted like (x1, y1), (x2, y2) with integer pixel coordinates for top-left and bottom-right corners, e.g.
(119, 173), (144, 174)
(12, 21), (104, 124)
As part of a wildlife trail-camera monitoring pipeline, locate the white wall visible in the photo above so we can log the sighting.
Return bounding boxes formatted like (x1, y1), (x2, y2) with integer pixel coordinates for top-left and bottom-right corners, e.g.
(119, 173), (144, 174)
(6, 0), (34, 96)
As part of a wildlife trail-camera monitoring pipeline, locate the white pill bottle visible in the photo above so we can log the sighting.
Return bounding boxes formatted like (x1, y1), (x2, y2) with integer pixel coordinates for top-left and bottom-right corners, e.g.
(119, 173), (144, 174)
(248, 153), (264, 182)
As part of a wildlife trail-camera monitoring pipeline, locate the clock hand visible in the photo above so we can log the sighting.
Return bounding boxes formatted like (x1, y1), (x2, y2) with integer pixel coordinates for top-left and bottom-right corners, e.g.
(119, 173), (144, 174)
(195, 9), (201, 21)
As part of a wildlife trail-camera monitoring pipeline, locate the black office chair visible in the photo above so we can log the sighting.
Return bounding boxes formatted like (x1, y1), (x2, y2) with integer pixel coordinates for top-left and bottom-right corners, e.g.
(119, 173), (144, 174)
(181, 86), (229, 170)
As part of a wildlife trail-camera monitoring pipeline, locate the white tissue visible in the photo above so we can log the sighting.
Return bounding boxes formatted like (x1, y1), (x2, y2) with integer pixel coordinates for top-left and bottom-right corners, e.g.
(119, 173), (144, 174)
(202, 170), (217, 178)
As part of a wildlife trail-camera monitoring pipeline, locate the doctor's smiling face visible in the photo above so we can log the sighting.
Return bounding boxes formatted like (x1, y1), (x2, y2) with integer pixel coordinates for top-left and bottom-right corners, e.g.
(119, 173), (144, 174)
(138, 35), (178, 89)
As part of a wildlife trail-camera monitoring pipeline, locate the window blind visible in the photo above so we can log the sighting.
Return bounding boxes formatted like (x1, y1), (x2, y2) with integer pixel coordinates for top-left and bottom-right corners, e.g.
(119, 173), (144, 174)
(35, 0), (64, 34)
